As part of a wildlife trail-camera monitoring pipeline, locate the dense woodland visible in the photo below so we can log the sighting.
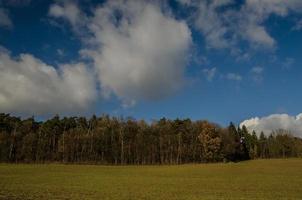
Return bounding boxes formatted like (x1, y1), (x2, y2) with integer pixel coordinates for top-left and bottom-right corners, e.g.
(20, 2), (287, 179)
(0, 113), (302, 164)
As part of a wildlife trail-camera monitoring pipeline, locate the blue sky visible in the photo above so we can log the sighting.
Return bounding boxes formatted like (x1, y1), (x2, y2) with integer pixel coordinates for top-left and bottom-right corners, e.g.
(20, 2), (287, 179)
(0, 0), (302, 129)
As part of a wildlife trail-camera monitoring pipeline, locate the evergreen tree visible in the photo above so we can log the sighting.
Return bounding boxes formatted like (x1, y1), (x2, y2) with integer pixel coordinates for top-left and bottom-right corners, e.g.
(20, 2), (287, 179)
(0, 113), (302, 164)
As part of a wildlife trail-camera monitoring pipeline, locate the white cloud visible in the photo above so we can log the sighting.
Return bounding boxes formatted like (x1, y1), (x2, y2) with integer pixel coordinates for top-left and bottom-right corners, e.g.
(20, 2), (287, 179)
(48, 2), (87, 34)
(184, 0), (302, 50)
(226, 73), (242, 81)
(241, 24), (275, 48)
(240, 0), (302, 48)
(240, 113), (302, 137)
(193, 0), (232, 49)
(0, 49), (97, 115)
(234, 0), (302, 48)
(50, 1), (192, 105)
(0, 8), (12, 28)
(49, 3), (79, 25)
(203, 67), (216, 81)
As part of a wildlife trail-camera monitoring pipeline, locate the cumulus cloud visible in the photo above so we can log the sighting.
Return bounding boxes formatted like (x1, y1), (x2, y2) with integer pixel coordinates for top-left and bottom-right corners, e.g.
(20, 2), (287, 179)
(240, 113), (302, 137)
(50, 1), (192, 105)
(0, 8), (12, 28)
(48, 2), (87, 34)
(234, 0), (301, 48)
(193, 0), (232, 49)
(181, 0), (302, 50)
(0, 49), (96, 115)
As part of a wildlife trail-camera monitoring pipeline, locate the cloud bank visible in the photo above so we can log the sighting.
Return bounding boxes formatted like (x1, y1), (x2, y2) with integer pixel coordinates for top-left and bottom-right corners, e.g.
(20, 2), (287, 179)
(50, 1), (192, 104)
(1, 0), (301, 116)
(0, 1), (192, 115)
(240, 113), (302, 137)
(0, 49), (96, 115)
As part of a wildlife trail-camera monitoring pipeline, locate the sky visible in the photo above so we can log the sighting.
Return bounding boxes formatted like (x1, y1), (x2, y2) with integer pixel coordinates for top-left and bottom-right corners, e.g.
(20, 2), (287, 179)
(0, 0), (302, 135)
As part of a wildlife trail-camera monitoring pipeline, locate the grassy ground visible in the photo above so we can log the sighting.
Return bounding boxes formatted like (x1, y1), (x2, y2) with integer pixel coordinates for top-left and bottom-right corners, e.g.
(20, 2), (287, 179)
(0, 159), (302, 200)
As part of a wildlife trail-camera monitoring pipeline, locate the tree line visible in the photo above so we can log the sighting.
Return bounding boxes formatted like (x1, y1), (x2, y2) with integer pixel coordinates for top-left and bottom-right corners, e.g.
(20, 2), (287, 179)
(0, 113), (302, 164)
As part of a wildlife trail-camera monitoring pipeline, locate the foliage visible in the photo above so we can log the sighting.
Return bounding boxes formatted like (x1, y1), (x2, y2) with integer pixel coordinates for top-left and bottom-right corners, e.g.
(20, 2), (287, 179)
(0, 113), (302, 164)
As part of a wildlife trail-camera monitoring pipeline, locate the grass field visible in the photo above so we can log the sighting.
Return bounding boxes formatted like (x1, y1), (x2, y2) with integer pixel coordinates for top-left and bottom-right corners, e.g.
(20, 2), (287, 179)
(0, 159), (302, 200)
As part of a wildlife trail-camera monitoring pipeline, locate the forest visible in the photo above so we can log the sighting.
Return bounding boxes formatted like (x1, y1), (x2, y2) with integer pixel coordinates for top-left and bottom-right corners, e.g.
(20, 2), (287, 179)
(0, 113), (302, 164)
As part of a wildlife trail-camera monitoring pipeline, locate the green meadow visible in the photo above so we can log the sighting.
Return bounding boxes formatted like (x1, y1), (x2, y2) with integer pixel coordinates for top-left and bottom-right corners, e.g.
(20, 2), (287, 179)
(1, 159), (302, 200)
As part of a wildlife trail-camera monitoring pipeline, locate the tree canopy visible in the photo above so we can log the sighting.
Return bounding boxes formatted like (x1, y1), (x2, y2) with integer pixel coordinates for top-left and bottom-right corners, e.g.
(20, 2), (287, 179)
(0, 113), (301, 164)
